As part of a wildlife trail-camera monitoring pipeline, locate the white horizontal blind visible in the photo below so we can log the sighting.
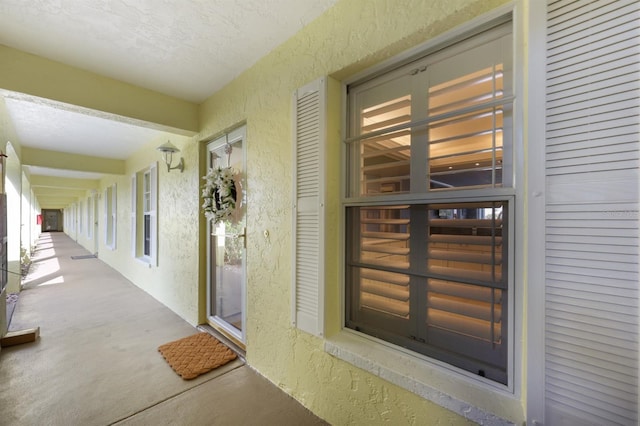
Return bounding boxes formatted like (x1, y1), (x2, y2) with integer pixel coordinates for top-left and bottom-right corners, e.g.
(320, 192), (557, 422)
(352, 30), (512, 196)
(291, 78), (325, 336)
(545, 1), (639, 424)
(427, 42), (510, 190)
(352, 202), (507, 382)
(426, 205), (505, 348)
(358, 205), (411, 317)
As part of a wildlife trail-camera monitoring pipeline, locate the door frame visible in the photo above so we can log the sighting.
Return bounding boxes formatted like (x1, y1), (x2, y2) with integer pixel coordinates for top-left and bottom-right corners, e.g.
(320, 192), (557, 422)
(205, 125), (247, 347)
(93, 191), (99, 255)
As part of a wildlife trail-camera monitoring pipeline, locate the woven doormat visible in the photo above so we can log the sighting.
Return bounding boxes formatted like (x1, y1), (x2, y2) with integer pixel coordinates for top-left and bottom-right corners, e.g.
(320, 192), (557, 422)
(70, 254), (97, 260)
(158, 332), (237, 380)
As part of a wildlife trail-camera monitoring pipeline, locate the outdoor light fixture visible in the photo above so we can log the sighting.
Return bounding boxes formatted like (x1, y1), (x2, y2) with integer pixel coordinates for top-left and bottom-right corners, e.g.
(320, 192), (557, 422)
(156, 141), (184, 173)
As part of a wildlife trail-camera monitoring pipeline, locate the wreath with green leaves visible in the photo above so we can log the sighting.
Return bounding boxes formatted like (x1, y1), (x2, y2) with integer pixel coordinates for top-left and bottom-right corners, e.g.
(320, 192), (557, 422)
(201, 166), (237, 224)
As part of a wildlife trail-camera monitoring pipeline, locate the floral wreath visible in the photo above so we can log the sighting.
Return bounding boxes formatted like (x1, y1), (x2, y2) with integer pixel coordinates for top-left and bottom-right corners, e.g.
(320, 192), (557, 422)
(201, 166), (237, 224)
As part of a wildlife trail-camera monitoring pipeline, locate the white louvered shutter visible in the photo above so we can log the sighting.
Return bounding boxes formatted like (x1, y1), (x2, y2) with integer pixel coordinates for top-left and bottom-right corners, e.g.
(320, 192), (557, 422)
(292, 78), (326, 336)
(545, 1), (639, 424)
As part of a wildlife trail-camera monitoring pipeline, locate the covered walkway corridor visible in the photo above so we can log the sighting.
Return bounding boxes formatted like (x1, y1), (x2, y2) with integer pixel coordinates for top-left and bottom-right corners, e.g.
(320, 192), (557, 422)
(0, 232), (326, 426)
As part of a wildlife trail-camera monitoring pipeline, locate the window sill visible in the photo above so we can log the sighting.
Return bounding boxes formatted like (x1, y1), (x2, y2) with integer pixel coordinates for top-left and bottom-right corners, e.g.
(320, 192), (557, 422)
(135, 257), (152, 268)
(324, 331), (522, 425)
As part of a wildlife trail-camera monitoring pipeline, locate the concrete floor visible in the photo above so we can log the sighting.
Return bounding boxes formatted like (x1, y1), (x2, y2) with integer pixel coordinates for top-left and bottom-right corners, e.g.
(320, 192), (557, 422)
(0, 233), (327, 426)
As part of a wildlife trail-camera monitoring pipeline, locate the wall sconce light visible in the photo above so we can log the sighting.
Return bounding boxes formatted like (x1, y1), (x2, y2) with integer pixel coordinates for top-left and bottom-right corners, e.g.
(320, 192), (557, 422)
(156, 141), (184, 173)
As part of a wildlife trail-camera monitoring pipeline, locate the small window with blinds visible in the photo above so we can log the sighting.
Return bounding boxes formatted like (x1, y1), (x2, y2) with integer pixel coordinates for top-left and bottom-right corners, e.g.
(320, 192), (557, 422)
(345, 22), (513, 385)
(105, 184), (117, 250)
(131, 163), (157, 265)
(143, 170), (152, 257)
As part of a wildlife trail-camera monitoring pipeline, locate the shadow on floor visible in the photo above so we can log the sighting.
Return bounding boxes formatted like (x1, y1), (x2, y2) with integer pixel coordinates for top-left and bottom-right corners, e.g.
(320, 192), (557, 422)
(0, 233), (327, 426)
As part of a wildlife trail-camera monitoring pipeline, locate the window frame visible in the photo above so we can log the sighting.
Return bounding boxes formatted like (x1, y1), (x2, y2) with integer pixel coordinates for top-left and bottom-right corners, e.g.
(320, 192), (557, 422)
(142, 169), (152, 257)
(131, 162), (158, 266)
(86, 196), (92, 239)
(104, 184), (117, 250)
(345, 197), (512, 384)
(78, 200), (83, 235)
(331, 4), (525, 422)
(345, 23), (513, 201)
(344, 19), (514, 386)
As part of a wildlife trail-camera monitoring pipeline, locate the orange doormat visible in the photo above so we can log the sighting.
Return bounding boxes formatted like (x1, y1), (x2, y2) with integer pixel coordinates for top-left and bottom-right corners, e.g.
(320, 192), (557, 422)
(158, 332), (237, 380)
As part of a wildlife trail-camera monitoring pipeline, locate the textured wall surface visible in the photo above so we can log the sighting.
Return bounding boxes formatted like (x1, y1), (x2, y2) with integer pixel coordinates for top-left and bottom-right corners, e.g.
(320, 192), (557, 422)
(92, 133), (199, 325)
(55, 0), (520, 423)
(198, 0), (513, 424)
(4, 142), (22, 294)
(0, 103), (21, 337)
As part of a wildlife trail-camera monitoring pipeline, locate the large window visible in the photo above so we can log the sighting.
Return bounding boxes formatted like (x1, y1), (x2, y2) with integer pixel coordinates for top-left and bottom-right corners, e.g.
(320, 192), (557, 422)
(131, 163), (157, 264)
(345, 23), (513, 385)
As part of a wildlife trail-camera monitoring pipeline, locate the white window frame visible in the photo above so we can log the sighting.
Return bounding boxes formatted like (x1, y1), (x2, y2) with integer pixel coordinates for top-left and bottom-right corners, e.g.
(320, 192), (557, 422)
(70, 203), (76, 233)
(78, 201), (83, 235)
(143, 170), (152, 257)
(131, 162), (158, 266)
(104, 184), (117, 250)
(327, 3), (526, 424)
(86, 196), (92, 238)
(525, 1), (547, 422)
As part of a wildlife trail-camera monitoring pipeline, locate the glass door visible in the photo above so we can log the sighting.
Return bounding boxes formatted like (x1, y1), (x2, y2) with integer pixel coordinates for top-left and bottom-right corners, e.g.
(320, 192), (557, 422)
(206, 126), (246, 345)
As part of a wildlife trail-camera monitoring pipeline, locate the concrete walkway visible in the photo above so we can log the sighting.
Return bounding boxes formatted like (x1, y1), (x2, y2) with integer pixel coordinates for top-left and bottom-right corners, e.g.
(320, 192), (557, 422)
(0, 232), (326, 426)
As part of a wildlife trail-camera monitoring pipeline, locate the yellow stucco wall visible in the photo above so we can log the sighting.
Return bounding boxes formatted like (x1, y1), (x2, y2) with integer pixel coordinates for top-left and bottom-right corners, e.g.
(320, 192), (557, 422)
(90, 132), (200, 325)
(4, 142), (22, 294)
(0, 100), (23, 336)
(6, 0), (526, 423)
(197, 0), (514, 424)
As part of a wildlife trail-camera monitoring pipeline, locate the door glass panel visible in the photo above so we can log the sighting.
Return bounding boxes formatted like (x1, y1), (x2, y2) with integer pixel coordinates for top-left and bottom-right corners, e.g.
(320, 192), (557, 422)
(212, 221), (244, 331)
(207, 128), (246, 343)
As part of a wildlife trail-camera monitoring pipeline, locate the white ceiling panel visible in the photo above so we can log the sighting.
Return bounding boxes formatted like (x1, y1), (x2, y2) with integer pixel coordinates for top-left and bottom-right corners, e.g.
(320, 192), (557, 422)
(0, 0), (337, 102)
(0, 0), (337, 206)
(6, 97), (165, 159)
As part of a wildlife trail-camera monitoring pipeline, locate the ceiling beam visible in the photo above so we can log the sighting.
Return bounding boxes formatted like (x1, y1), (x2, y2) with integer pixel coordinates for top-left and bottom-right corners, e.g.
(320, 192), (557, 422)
(0, 45), (198, 135)
(39, 203), (72, 210)
(32, 188), (88, 198)
(23, 147), (125, 175)
(30, 175), (99, 190)
(35, 195), (80, 206)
